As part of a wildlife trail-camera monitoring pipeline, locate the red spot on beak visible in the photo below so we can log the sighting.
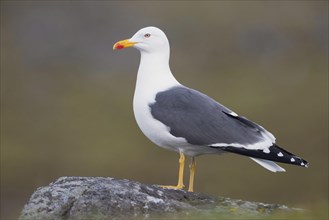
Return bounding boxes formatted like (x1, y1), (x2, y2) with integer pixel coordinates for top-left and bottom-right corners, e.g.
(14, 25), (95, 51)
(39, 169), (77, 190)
(113, 39), (135, 50)
(115, 43), (124, 50)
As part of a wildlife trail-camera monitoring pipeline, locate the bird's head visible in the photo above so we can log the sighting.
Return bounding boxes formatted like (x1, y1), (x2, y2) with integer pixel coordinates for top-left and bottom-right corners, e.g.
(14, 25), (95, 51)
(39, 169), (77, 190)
(113, 26), (169, 54)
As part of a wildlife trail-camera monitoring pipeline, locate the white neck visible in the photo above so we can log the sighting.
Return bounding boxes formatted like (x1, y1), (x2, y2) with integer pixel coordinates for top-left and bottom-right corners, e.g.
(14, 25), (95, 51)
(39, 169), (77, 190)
(134, 50), (180, 97)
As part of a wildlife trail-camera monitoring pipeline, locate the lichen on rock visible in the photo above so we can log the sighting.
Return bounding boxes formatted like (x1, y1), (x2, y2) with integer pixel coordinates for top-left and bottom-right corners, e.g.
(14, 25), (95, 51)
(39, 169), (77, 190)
(20, 176), (301, 219)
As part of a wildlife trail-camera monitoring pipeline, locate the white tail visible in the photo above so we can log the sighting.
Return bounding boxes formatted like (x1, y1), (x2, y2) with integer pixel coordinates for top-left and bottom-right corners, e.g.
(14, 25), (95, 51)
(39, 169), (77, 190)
(250, 157), (286, 172)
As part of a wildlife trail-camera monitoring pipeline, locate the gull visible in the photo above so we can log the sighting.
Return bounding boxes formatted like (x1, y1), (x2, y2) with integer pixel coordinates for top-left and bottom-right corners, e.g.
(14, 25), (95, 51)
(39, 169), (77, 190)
(113, 26), (308, 192)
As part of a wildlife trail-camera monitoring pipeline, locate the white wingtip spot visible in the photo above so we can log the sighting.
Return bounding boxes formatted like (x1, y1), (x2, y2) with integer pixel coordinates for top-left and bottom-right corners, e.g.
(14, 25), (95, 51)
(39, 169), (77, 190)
(263, 148), (270, 154)
(290, 158), (295, 162)
(301, 162), (305, 166)
(277, 152), (284, 157)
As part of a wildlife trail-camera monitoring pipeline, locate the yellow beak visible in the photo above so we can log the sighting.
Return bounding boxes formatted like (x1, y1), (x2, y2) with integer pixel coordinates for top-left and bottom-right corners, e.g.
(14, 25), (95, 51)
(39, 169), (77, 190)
(113, 39), (137, 50)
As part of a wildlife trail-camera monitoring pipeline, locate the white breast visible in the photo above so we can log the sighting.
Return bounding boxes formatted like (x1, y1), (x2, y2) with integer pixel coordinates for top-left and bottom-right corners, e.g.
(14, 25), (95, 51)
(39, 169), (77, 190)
(133, 75), (188, 152)
(132, 51), (189, 152)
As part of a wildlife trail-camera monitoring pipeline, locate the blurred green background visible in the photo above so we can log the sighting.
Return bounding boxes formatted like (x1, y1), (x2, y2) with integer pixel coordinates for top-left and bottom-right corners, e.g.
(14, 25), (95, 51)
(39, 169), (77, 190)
(1, 1), (328, 219)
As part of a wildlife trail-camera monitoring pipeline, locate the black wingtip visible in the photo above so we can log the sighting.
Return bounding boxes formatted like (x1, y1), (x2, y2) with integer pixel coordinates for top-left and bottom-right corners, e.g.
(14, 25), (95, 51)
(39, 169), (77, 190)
(215, 143), (309, 168)
(289, 156), (309, 168)
(273, 144), (309, 168)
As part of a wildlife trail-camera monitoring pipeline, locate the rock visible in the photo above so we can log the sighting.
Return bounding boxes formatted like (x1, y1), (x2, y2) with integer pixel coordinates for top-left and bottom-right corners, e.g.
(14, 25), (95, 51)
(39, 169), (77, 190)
(20, 177), (301, 219)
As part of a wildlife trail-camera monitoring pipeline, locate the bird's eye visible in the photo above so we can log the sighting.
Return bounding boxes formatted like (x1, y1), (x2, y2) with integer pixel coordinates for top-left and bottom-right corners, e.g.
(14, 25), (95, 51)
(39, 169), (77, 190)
(144, 33), (151, 38)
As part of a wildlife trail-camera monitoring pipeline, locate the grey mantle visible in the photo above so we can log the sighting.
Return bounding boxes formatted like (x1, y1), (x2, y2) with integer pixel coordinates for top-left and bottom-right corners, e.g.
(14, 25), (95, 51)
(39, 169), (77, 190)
(20, 176), (301, 219)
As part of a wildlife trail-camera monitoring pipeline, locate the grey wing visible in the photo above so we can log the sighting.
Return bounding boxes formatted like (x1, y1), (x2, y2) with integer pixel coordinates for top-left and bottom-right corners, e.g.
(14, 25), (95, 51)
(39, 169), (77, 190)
(149, 86), (274, 146)
(149, 86), (310, 169)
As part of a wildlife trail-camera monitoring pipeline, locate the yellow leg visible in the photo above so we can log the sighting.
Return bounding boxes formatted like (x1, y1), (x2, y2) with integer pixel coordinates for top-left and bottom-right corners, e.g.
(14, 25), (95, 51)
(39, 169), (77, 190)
(160, 152), (185, 190)
(188, 157), (196, 192)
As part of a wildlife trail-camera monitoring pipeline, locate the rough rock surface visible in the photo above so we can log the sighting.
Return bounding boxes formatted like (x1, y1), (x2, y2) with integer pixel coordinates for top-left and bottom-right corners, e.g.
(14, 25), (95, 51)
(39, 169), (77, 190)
(20, 177), (300, 219)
